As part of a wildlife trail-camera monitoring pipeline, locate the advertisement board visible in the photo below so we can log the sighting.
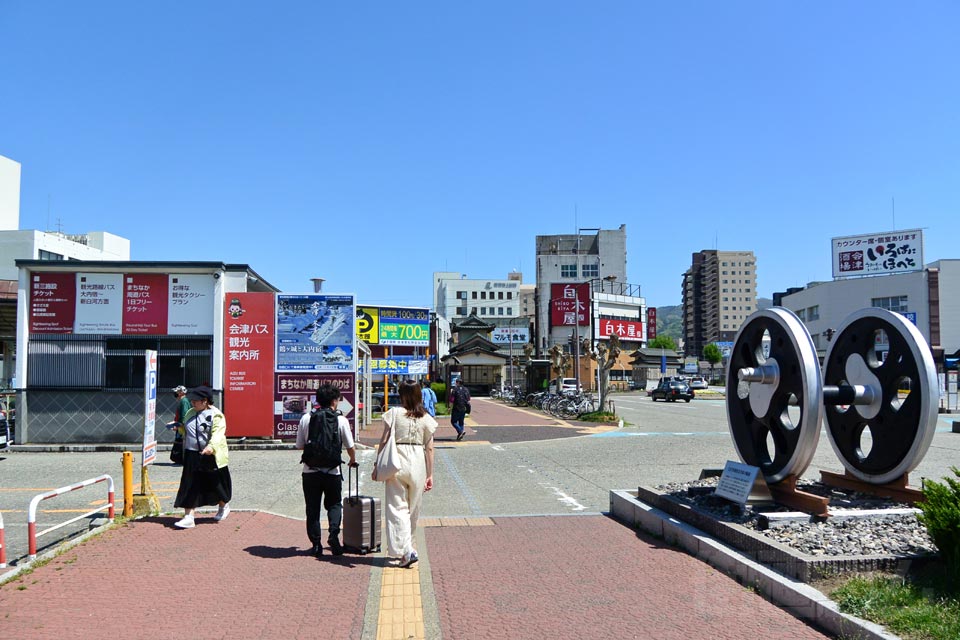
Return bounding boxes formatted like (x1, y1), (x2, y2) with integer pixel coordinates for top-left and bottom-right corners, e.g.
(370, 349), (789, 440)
(276, 294), (355, 372)
(223, 293), (276, 437)
(274, 372), (356, 440)
(550, 283), (589, 327)
(355, 306), (429, 346)
(27, 271), (215, 335)
(358, 356), (430, 375)
(646, 307), (657, 341)
(832, 229), (923, 278)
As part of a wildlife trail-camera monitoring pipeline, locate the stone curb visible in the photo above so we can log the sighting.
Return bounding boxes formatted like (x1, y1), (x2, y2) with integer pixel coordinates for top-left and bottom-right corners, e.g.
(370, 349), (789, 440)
(609, 490), (900, 640)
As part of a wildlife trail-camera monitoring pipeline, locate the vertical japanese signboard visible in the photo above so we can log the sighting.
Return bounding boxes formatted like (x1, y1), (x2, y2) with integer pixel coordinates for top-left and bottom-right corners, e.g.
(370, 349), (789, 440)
(123, 273), (168, 335)
(276, 294), (355, 372)
(832, 229), (924, 278)
(76, 273), (123, 333)
(143, 350), (158, 466)
(550, 283), (590, 326)
(274, 372), (356, 440)
(223, 293), (276, 437)
(646, 307), (657, 342)
(29, 272), (76, 333)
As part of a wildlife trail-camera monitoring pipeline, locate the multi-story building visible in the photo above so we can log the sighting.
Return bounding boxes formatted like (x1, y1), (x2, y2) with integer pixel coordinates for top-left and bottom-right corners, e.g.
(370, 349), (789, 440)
(535, 225), (645, 390)
(682, 250), (757, 359)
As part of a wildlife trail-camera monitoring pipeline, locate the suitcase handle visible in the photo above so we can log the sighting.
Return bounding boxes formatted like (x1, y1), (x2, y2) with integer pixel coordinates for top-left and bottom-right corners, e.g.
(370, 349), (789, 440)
(347, 461), (360, 501)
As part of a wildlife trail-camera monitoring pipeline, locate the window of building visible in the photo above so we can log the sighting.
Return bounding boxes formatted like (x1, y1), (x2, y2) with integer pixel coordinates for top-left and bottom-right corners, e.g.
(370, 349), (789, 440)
(471, 307), (477, 315)
(561, 264), (577, 278)
(472, 291), (478, 299)
(498, 292), (504, 300)
(457, 291), (466, 299)
(872, 296), (908, 313)
(582, 263), (599, 278)
(507, 292), (513, 299)
(808, 305), (820, 321)
(498, 308), (504, 315)
(507, 308), (513, 315)
(39, 250), (64, 261)
(456, 307), (467, 315)
(797, 309), (806, 321)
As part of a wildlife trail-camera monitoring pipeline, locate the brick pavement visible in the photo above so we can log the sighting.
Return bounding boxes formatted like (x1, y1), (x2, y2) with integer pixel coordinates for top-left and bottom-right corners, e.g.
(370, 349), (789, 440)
(0, 511), (835, 639)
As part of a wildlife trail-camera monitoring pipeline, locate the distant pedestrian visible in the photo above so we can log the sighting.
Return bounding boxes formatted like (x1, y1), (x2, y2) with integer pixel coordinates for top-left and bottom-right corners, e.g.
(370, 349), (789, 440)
(420, 379), (437, 417)
(167, 385), (190, 464)
(449, 378), (471, 441)
(173, 386), (232, 528)
(377, 379), (437, 568)
(297, 383), (358, 557)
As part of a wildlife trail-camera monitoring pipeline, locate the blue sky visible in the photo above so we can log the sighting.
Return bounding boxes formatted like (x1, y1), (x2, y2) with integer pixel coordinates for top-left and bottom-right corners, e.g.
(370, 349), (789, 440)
(2, 2), (957, 309)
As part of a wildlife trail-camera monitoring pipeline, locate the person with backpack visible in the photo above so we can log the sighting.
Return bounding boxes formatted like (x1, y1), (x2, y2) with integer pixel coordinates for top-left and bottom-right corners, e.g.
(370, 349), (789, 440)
(296, 382), (358, 557)
(449, 378), (471, 441)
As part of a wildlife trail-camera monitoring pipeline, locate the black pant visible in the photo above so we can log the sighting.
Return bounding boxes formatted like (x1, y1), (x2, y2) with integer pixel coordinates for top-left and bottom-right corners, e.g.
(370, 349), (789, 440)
(302, 471), (343, 547)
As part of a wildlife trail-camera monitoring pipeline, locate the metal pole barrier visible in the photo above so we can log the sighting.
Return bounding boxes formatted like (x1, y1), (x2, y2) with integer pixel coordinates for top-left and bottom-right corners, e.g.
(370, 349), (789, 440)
(122, 452), (134, 517)
(27, 475), (115, 561)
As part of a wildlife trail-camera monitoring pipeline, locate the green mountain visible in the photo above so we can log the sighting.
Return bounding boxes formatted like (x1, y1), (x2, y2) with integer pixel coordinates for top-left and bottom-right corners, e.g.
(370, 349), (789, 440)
(654, 298), (771, 342)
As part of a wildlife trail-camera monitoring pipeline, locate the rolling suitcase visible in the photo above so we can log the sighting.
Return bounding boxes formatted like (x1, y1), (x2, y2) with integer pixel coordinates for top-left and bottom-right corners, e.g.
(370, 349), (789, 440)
(342, 465), (381, 554)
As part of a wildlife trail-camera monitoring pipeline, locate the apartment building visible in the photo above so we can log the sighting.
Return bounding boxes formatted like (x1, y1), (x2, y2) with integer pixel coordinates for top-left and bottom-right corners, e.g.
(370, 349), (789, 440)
(682, 250), (757, 359)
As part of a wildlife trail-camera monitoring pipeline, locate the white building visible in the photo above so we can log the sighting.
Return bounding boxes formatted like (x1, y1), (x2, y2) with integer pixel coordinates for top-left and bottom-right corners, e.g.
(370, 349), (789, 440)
(779, 260), (960, 363)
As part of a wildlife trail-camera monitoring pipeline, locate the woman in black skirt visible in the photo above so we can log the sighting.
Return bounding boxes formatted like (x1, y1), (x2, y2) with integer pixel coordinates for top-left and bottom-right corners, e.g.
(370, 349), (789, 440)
(173, 385), (232, 528)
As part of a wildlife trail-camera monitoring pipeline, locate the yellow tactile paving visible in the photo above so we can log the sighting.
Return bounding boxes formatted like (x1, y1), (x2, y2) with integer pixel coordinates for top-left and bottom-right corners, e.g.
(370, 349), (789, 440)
(376, 565), (426, 640)
(419, 516), (495, 528)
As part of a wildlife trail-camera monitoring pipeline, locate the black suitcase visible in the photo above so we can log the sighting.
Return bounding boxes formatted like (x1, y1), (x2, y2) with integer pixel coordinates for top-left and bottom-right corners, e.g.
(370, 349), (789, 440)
(342, 466), (381, 554)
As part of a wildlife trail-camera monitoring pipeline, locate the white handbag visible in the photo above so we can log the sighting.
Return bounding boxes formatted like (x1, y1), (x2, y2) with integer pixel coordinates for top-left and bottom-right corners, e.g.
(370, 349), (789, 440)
(373, 408), (402, 482)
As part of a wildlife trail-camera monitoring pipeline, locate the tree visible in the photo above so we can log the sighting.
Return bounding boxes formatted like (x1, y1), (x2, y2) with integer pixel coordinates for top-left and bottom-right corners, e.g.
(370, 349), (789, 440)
(648, 335), (677, 351)
(703, 343), (723, 381)
(582, 334), (621, 413)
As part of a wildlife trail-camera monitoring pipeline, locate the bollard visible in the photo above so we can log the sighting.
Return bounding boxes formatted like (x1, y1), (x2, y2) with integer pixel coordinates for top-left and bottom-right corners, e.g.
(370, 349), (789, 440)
(122, 452), (134, 517)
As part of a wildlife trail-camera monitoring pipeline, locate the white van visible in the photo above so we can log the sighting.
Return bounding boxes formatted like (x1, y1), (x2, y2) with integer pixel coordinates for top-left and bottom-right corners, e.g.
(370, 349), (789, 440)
(548, 378), (580, 394)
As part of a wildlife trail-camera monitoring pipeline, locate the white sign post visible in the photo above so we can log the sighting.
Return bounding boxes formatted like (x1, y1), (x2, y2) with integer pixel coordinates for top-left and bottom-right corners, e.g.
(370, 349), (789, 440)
(142, 350), (158, 466)
(714, 460), (761, 506)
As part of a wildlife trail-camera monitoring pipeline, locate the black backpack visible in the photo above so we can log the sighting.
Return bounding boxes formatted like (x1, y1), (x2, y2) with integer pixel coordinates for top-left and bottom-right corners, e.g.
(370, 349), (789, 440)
(300, 408), (343, 469)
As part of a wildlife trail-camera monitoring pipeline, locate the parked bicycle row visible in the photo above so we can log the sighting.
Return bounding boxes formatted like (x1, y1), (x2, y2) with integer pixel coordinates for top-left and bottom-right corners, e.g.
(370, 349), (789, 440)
(491, 386), (598, 419)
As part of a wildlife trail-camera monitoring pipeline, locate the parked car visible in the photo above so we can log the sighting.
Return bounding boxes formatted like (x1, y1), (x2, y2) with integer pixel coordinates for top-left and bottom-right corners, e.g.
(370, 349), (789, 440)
(688, 376), (708, 390)
(650, 379), (694, 402)
(548, 378), (580, 394)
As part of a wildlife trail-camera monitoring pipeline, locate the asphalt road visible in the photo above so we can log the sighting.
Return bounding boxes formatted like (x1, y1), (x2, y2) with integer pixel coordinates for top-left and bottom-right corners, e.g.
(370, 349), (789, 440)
(2, 390), (959, 568)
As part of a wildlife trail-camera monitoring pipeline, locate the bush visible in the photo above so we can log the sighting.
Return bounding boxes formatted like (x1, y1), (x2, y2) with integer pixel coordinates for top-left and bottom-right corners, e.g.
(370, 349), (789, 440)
(918, 466), (960, 583)
(431, 382), (447, 402)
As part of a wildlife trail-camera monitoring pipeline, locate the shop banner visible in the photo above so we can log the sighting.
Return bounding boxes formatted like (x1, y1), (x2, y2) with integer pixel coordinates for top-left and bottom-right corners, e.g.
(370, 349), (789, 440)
(123, 273), (168, 335)
(599, 318), (645, 341)
(76, 273), (123, 333)
(491, 327), (530, 344)
(29, 272), (76, 333)
(276, 294), (355, 372)
(550, 283), (589, 327)
(647, 307), (657, 341)
(223, 293), (276, 437)
(168, 274), (215, 334)
(274, 372), (356, 440)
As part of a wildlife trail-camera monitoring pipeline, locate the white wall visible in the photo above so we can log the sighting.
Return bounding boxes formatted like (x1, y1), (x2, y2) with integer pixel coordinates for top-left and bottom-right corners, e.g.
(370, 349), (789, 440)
(0, 230), (132, 280)
(0, 155), (20, 231)
(934, 260), (960, 354)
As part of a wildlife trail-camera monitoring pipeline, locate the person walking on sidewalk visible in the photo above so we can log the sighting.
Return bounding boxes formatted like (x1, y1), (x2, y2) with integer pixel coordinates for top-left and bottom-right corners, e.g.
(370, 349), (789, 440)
(420, 378), (437, 417)
(449, 378), (471, 441)
(172, 385), (232, 528)
(378, 379), (437, 568)
(297, 383), (358, 557)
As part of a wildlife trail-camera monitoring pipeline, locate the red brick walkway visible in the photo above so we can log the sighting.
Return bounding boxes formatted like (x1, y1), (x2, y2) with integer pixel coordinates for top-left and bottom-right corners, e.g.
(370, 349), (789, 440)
(0, 512), (833, 639)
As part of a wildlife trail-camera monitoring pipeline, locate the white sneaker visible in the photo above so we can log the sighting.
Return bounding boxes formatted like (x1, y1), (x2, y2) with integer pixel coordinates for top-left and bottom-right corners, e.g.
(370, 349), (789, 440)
(214, 504), (231, 522)
(174, 515), (195, 529)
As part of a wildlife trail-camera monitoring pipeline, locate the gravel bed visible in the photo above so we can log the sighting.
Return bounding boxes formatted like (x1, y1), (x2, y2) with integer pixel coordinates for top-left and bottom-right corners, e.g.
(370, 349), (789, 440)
(655, 477), (937, 557)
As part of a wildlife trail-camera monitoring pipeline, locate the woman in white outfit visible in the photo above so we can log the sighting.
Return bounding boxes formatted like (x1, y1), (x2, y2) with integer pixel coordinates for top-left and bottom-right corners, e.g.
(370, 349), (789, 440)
(378, 379), (437, 568)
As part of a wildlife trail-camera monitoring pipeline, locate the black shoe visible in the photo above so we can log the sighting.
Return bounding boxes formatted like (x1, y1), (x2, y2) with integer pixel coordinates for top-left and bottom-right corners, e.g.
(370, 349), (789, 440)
(328, 541), (344, 556)
(311, 543), (323, 557)
(456, 431), (465, 441)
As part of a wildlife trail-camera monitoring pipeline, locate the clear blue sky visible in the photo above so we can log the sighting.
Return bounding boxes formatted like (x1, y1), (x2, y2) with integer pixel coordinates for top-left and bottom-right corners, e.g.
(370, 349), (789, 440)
(2, 2), (957, 309)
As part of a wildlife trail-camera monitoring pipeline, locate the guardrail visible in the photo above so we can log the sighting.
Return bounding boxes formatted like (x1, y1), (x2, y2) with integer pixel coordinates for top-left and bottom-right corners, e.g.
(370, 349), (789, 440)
(27, 474), (115, 561)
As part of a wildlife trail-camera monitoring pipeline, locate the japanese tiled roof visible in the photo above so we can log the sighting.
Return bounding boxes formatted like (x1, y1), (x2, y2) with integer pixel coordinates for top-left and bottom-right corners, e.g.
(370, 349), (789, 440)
(452, 313), (496, 332)
(447, 334), (506, 358)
